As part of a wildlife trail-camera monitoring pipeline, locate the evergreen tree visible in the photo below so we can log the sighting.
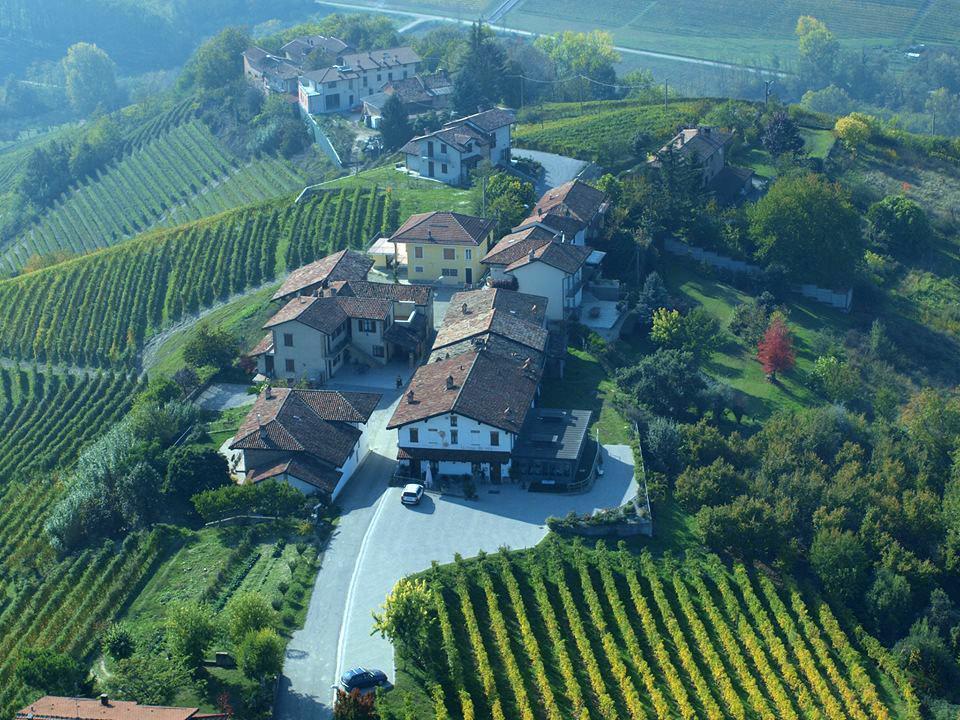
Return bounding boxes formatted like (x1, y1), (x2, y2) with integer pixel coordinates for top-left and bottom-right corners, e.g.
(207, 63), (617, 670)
(380, 94), (412, 151)
(452, 23), (506, 115)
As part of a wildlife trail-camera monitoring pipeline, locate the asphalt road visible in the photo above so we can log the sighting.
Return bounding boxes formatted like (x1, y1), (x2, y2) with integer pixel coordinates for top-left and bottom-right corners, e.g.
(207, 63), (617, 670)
(274, 442), (637, 719)
(511, 148), (589, 196)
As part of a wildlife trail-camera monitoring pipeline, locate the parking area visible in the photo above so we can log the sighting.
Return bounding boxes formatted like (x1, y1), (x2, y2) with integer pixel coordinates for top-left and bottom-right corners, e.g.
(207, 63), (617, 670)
(275, 443), (636, 720)
(511, 148), (591, 195)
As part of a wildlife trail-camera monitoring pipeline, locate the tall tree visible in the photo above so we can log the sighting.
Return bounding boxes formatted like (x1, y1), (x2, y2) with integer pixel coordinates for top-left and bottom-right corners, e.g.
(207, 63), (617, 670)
(62, 42), (118, 115)
(796, 16), (840, 90)
(379, 94), (412, 151)
(452, 22), (506, 115)
(534, 30), (620, 101)
(757, 314), (795, 379)
(182, 26), (250, 92)
(761, 110), (804, 157)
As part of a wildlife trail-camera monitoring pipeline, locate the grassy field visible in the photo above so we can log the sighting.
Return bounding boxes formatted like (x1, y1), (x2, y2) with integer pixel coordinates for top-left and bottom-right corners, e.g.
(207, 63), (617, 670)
(386, 539), (914, 720)
(323, 161), (474, 221)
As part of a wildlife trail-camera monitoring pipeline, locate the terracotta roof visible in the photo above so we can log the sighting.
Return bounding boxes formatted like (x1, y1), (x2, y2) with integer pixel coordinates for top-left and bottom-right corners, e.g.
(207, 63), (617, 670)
(246, 456), (342, 496)
(444, 107), (516, 132)
(658, 127), (733, 160)
(231, 388), (380, 468)
(387, 350), (539, 434)
(337, 280), (432, 306)
(445, 288), (547, 326)
(15, 697), (222, 720)
(377, 71), (452, 108)
(434, 308), (548, 355)
(264, 296), (347, 334)
(519, 180), (607, 238)
(244, 47), (300, 79)
(429, 332), (544, 368)
(400, 123), (490, 155)
(482, 225), (561, 266)
(249, 333), (275, 356)
(273, 249), (373, 301)
(504, 239), (592, 275)
(338, 46), (420, 71)
(335, 296), (392, 320)
(281, 35), (350, 63)
(389, 212), (494, 246)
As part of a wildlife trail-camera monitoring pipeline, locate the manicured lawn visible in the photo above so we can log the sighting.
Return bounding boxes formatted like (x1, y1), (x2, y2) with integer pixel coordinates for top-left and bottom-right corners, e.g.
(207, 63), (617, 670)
(324, 161), (474, 219)
(146, 284), (279, 379)
(800, 127), (836, 159)
(660, 260), (853, 420)
(538, 348), (634, 445)
(204, 405), (252, 450)
(740, 147), (778, 178)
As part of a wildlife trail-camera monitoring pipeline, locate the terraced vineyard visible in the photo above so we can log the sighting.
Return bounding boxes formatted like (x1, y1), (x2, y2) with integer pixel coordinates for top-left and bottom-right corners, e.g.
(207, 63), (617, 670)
(420, 541), (916, 720)
(0, 365), (139, 483)
(2, 121), (309, 271)
(0, 187), (394, 368)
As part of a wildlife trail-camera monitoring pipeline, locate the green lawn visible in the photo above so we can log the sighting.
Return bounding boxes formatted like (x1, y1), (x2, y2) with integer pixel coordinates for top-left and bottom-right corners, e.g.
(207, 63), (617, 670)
(323, 161), (474, 220)
(204, 405), (253, 450)
(801, 127), (837, 159)
(538, 348), (633, 445)
(146, 284), (280, 379)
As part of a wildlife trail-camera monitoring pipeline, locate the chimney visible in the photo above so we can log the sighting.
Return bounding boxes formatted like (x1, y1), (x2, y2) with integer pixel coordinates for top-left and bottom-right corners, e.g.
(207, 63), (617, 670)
(528, 249), (536, 262)
(445, 375), (455, 390)
(537, 207), (542, 217)
(461, 302), (468, 315)
(427, 229), (433, 240)
(257, 412), (263, 426)
(407, 390), (415, 403)
(560, 232), (566, 244)
(265, 384), (273, 400)
(100, 695), (110, 707)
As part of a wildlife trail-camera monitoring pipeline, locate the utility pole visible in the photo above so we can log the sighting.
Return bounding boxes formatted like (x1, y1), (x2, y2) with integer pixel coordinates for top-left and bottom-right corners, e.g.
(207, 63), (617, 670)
(764, 79), (775, 104)
(520, 74), (524, 111)
(663, 79), (668, 110)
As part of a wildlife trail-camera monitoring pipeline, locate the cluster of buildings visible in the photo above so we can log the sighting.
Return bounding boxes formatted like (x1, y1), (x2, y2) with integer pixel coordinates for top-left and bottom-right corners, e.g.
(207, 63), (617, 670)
(243, 34), (453, 125)
(16, 696), (226, 720)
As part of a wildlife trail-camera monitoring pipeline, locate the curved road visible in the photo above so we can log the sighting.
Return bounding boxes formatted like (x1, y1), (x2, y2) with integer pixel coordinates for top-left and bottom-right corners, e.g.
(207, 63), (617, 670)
(317, 0), (791, 78)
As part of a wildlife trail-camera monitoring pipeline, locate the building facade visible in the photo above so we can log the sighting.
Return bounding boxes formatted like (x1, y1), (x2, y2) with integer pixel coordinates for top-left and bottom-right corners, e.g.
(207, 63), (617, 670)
(390, 211), (496, 286)
(299, 47), (420, 114)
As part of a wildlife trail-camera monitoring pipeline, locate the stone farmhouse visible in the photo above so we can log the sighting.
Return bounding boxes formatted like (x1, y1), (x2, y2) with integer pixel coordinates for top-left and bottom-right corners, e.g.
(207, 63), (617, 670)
(250, 249), (433, 382)
(230, 386), (381, 502)
(298, 47), (421, 114)
(400, 108), (516, 187)
(651, 125), (754, 203)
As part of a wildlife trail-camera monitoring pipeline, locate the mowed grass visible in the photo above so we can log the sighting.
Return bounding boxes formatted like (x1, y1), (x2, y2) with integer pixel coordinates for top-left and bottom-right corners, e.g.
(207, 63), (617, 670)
(538, 348), (633, 445)
(323, 161), (474, 219)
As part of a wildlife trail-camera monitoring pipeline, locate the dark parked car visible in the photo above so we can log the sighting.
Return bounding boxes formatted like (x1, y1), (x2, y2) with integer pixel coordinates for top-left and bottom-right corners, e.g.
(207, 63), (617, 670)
(340, 667), (390, 693)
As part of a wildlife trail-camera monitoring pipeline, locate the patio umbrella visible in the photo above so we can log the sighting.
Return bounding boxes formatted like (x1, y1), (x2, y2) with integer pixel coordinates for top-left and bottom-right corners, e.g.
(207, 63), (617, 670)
(424, 464), (434, 490)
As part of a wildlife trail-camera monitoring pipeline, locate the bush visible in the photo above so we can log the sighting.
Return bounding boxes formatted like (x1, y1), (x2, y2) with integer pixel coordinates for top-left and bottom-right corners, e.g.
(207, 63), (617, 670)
(103, 623), (135, 661)
(674, 458), (743, 511)
(237, 628), (285, 681)
(226, 592), (277, 645)
(644, 417), (684, 474)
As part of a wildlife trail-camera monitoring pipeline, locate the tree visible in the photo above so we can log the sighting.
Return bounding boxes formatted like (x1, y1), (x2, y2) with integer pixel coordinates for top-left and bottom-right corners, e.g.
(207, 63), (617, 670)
(834, 114), (871, 150)
(894, 619), (960, 698)
(757, 314), (795, 379)
(675, 458), (743, 511)
(107, 654), (190, 705)
(867, 568), (914, 641)
(616, 349), (705, 419)
(650, 307), (683, 346)
(19, 142), (71, 207)
(749, 173), (863, 286)
(811, 355), (860, 403)
(635, 272), (670, 330)
(103, 623), (135, 661)
(695, 495), (785, 560)
(182, 27), (251, 92)
(226, 593), (277, 645)
(644, 417), (684, 474)
(16, 649), (91, 695)
(801, 85), (854, 115)
(379, 94), (412, 151)
(62, 43), (118, 115)
(926, 88), (960, 136)
(534, 30), (620, 101)
(810, 528), (870, 605)
(679, 307), (723, 361)
(761, 110), (804, 158)
(334, 688), (378, 719)
(476, 172), (535, 234)
(183, 324), (239, 370)
(796, 16), (840, 90)
(452, 23), (507, 114)
(166, 602), (217, 670)
(237, 628), (285, 682)
(164, 445), (230, 498)
(372, 578), (436, 667)
(314, 14), (400, 51)
(866, 195), (932, 259)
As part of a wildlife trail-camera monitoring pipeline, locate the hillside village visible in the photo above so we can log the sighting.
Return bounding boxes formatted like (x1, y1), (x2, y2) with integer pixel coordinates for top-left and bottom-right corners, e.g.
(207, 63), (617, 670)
(3, 4), (960, 720)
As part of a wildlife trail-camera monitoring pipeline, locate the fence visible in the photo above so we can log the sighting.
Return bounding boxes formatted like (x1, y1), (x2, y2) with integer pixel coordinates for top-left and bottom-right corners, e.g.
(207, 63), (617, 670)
(301, 110), (343, 168)
(662, 238), (853, 312)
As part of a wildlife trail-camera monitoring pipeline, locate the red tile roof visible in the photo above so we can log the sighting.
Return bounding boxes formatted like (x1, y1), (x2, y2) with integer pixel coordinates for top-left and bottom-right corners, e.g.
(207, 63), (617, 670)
(337, 280), (432, 306)
(389, 212), (494, 246)
(518, 180), (607, 238)
(504, 239), (591, 275)
(264, 296), (348, 335)
(482, 224), (561, 266)
(15, 697), (223, 720)
(245, 456), (343, 495)
(445, 288), (547, 326)
(249, 333), (275, 356)
(273, 249), (374, 301)
(434, 308), (548, 355)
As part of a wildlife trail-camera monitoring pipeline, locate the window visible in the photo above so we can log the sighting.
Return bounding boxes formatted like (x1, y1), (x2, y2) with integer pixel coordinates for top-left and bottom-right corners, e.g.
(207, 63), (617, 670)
(414, 266), (424, 274)
(403, 70), (408, 78)
(327, 81), (337, 88)
(490, 431), (500, 447)
(359, 319), (376, 333)
(441, 268), (458, 277)
(450, 430), (459, 445)
(441, 163), (448, 174)
(414, 246), (423, 259)
(388, 72), (393, 80)
(443, 248), (455, 260)
(373, 345), (385, 357)
(283, 332), (294, 347)
(363, 76), (368, 87)
(464, 249), (472, 260)
(285, 359), (296, 373)
(409, 428), (419, 443)
(440, 143), (447, 154)
(450, 415), (458, 428)
(377, 73), (382, 82)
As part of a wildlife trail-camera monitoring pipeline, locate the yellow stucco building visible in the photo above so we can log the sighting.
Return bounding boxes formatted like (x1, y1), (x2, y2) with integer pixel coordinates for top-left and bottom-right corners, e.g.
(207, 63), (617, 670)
(389, 211), (496, 286)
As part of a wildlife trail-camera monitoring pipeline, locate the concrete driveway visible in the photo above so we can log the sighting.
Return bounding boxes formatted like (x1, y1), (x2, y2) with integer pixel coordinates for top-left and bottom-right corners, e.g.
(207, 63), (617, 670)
(275, 443), (636, 719)
(512, 148), (590, 195)
(195, 383), (255, 411)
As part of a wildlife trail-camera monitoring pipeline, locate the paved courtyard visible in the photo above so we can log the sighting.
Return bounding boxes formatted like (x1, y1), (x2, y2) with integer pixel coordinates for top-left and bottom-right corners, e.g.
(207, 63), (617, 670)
(195, 382), (255, 411)
(511, 148), (590, 195)
(275, 443), (636, 720)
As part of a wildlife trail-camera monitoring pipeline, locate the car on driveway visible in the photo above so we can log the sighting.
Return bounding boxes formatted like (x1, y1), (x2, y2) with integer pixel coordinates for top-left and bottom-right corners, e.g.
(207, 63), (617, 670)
(340, 667), (390, 694)
(401, 483), (424, 506)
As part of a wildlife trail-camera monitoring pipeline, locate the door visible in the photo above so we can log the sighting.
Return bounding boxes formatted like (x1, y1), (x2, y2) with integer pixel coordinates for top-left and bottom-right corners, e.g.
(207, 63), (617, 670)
(265, 355), (274, 375)
(409, 459), (422, 481)
(490, 462), (502, 484)
(465, 267), (472, 285)
(428, 161), (435, 178)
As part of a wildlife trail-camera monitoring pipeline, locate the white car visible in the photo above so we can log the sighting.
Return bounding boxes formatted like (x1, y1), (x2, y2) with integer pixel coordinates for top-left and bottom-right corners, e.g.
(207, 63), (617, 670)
(400, 483), (424, 506)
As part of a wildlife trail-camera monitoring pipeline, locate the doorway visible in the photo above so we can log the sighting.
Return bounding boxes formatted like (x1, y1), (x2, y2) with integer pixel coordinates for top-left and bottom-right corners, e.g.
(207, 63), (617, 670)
(465, 267), (472, 285)
(490, 462), (502, 484)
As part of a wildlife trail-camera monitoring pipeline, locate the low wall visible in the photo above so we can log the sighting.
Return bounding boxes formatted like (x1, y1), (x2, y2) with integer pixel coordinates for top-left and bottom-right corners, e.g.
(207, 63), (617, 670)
(662, 238), (853, 312)
(552, 516), (653, 538)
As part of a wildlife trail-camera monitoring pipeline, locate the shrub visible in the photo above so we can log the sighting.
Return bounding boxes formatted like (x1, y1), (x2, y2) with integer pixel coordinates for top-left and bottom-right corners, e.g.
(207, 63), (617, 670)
(103, 623), (135, 661)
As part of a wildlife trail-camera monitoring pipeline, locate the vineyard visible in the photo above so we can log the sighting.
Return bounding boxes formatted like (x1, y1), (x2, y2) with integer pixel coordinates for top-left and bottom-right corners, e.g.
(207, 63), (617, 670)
(0, 365), (139, 483)
(417, 541), (915, 720)
(514, 100), (713, 168)
(0, 187), (394, 368)
(1, 120), (309, 271)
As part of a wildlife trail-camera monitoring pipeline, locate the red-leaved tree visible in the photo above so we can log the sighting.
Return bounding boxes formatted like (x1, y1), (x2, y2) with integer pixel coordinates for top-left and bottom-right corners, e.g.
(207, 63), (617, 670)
(757, 314), (795, 380)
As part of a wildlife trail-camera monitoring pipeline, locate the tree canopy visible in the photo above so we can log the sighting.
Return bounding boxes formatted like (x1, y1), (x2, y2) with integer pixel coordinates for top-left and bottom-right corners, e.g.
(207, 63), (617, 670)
(62, 42), (118, 115)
